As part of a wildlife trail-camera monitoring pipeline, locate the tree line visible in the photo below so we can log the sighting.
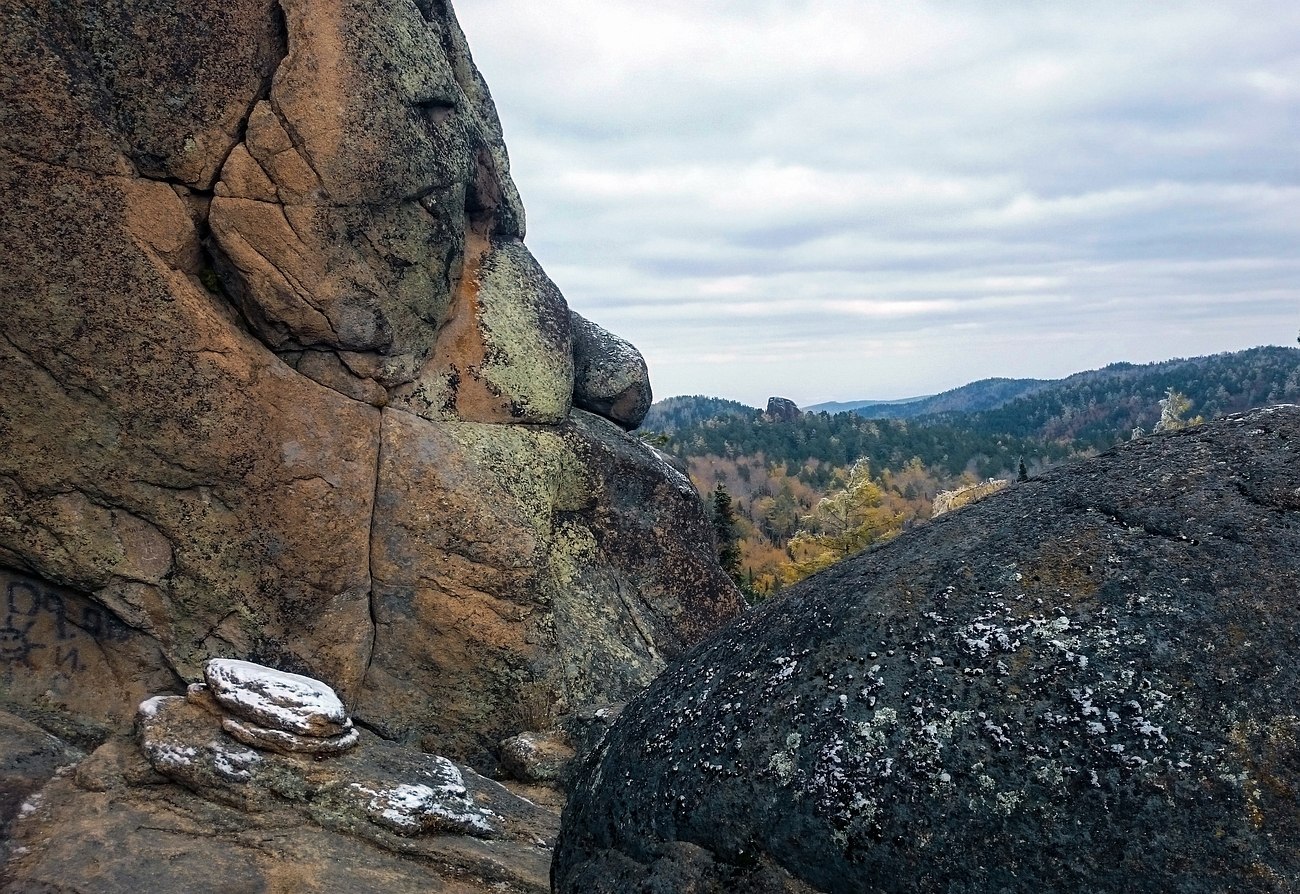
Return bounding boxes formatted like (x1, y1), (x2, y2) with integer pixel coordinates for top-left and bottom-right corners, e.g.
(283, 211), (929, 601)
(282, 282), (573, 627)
(651, 346), (1300, 601)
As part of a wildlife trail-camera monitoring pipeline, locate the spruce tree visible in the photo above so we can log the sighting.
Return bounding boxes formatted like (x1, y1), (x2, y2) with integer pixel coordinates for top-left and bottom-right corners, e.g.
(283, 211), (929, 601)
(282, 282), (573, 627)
(711, 484), (742, 584)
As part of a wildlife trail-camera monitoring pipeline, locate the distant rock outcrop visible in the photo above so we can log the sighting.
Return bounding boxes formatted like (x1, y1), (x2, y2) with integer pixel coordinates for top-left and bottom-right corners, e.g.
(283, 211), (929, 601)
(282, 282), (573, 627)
(764, 397), (802, 422)
(555, 407), (1300, 893)
(0, 0), (741, 785)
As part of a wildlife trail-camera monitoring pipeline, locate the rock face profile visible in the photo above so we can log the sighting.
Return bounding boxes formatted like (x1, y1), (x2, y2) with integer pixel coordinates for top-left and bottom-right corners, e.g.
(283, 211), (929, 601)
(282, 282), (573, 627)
(0, 0), (741, 778)
(555, 407), (1300, 893)
(0, 0), (743, 886)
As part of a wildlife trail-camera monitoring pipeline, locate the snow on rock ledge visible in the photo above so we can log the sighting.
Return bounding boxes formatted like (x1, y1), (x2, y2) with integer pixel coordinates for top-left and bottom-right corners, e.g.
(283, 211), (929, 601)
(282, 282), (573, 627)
(205, 658), (352, 737)
(135, 681), (502, 842)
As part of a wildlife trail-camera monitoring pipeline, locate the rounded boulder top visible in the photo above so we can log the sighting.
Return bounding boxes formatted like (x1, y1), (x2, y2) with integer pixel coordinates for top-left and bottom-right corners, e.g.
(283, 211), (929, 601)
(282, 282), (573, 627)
(204, 658), (351, 738)
(554, 406), (1300, 894)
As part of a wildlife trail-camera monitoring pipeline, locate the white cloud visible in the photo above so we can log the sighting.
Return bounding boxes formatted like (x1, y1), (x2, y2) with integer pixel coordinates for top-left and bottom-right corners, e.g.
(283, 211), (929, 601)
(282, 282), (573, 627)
(456, 0), (1300, 406)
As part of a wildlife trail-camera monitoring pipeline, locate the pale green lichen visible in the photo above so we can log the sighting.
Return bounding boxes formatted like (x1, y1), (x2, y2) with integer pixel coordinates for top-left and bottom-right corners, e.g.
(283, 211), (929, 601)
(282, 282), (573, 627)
(476, 245), (573, 421)
(546, 521), (597, 590)
(444, 422), (585, 541)
(767, 731), (802, 785)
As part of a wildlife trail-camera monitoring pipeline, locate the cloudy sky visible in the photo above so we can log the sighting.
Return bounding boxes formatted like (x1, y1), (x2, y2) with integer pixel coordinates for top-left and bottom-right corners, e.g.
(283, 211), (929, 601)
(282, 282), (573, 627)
(455, 0), (1300, 407)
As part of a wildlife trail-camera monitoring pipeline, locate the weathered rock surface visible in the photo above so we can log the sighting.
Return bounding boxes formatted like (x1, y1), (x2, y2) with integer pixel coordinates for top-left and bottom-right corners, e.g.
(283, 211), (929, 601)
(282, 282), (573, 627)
(0, 0), (741, 781)
(498, 731), (575, 785)
(359, 408), (741, 763)
(395, 237), (575, 424)
(4, 688), (559, 892)
(137, 684), (499, 839)
(556, 406), (1300, 893)
(0, 711), (81, 867)
(0, 568), (180, 745)
(0, 0), (743, 885)
(570, 311), (653, 430)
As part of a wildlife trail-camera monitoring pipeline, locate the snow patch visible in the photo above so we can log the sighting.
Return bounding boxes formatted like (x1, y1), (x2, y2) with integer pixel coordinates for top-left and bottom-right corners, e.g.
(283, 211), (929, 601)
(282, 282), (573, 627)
(205, 658), (349, 735)
(349, 759), (495, 838)
(206, 739), (262, 782)
(137, 695), (181, 719)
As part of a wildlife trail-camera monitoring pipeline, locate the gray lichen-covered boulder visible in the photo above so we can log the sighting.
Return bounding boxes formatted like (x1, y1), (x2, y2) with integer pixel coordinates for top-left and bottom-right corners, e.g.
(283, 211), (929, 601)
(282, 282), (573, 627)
(555, 406), (1300, 893)
(570, 311), (653, 430)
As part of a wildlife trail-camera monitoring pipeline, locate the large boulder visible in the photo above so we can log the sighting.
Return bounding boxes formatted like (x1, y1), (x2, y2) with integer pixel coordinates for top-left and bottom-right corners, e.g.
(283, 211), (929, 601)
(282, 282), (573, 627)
(764, 397), (802, 423)
(555, 406), (1300, 893)
(0, 0), (741, 780)
(570, 311), (653, 430)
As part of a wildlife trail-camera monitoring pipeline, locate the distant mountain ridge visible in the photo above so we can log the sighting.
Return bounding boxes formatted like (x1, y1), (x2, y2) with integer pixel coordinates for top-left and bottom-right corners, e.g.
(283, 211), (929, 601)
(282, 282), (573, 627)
(809, 376), (1051, 419)
(801, 349), (1300, 425)
(803, 396), (930, 414)
(641, 346), (1300, 470)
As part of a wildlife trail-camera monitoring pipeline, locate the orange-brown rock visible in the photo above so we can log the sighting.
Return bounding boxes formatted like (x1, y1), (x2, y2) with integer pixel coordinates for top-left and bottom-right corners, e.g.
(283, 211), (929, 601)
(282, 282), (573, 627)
(360, 408), (741, 763)
(3, 699), (560, 892)
(0, 0), (741, 789)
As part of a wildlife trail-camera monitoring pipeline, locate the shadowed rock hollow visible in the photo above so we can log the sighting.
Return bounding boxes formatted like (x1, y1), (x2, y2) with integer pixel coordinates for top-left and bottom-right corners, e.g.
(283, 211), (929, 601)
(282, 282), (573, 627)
(555, 406), (1300, 893)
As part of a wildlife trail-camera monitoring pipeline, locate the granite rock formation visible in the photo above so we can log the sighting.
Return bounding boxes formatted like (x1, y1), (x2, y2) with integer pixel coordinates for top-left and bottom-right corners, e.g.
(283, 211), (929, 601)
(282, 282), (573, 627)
(555, 406), (1300, 893)
(764, 397), (802, 423)
(0, 0), (741, 784)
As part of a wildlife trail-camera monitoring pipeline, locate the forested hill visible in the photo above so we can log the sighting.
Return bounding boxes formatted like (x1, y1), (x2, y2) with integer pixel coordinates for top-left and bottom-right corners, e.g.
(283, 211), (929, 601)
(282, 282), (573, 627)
(938, 347), (1300, 448)
(641, 345), (1300, 599)
(640, 395), (756, 432)
(646, 346), (1300, 467)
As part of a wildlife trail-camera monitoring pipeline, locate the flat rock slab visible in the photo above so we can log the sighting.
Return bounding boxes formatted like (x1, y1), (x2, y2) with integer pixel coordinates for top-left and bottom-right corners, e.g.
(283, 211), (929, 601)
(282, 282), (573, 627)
(205, 658), (351, 737)
(221, 715), (360, 756)
(555, 406), (1300, 894)
(4, 735), (557, 894)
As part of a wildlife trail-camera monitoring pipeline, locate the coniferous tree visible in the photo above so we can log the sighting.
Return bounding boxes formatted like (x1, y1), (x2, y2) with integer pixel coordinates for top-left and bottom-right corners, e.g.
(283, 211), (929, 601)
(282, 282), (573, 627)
(711, 484), (742, 584)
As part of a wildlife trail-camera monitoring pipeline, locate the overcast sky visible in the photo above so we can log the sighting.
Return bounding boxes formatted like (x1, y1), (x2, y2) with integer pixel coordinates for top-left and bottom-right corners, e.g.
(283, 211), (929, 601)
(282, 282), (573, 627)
(455, 0), (1300, 407)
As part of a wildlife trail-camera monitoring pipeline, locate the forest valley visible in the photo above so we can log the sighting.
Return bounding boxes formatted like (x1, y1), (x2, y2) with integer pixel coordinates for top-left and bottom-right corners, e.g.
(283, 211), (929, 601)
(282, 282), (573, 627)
(641, 345), (1300, 600)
